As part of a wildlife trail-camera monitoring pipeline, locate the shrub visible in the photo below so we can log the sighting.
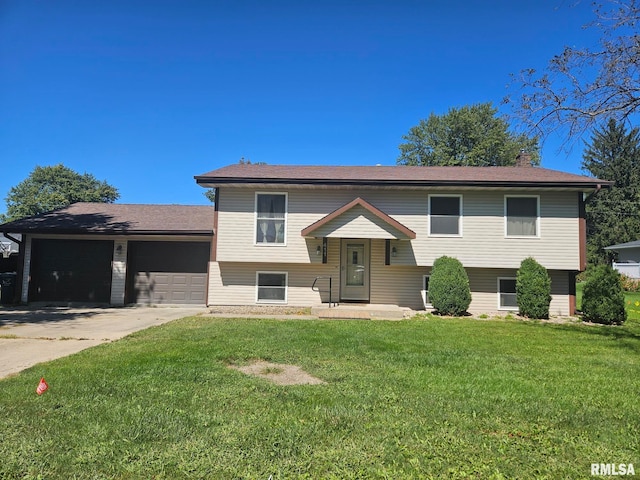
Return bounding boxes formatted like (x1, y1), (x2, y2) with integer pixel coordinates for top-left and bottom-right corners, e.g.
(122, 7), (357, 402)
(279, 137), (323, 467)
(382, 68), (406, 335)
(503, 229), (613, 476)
(582, 265), (627, 325)
(516, 257), (552, 319)
(619, 274), (640, 292)
(429, 256), (471, 316)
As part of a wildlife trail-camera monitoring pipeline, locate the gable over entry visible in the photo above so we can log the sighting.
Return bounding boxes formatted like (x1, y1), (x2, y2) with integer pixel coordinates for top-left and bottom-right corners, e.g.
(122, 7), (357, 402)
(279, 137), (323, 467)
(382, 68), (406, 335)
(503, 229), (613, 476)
(301, 197), (416, 240)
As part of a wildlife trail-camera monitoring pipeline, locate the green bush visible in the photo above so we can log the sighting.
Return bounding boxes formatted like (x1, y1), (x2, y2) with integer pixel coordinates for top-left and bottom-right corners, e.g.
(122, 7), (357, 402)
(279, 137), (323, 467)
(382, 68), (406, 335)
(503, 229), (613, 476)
(516, 257), (552, 319)
(582, 265), (627, 325)
(429, 256), (471, 316)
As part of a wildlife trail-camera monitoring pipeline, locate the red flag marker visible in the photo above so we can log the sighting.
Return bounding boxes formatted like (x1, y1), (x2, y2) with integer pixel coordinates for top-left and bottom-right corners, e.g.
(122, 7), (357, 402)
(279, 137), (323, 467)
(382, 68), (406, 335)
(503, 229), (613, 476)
(36, 377), (49, 395)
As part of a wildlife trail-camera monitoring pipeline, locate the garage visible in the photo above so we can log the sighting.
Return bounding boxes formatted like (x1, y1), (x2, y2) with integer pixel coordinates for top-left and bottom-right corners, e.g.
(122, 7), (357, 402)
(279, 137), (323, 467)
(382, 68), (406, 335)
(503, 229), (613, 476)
(126, 241), (210, 305)
(28, 238), (114, 303)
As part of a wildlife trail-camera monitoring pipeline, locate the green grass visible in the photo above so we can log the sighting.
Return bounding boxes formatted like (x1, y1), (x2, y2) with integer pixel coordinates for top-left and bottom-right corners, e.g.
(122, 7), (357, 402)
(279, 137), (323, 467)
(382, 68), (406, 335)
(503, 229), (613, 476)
(1, 315), (639, 479)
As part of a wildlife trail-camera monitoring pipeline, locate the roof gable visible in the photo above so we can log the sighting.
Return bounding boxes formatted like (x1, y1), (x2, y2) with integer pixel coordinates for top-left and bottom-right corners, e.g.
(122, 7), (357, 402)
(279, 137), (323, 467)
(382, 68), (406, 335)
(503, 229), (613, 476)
(301, 197), (416, 240)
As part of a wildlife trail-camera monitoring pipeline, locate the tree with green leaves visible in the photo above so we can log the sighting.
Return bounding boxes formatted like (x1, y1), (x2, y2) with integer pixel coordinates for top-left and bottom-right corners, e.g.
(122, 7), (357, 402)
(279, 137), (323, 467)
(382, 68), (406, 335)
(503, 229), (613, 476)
(1, 164), (119, 222)
(397, 103), (539, 166)
(508, 0), (640, 144)
(583, 119), (640, 265)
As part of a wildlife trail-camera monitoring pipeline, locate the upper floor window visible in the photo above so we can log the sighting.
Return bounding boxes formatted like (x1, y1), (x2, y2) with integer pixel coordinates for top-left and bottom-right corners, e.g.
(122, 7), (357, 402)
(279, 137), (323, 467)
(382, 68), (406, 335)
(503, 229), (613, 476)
(429, 195), (462, 236)
(256, 193), (287, 244)
(505, 196), (539, 237)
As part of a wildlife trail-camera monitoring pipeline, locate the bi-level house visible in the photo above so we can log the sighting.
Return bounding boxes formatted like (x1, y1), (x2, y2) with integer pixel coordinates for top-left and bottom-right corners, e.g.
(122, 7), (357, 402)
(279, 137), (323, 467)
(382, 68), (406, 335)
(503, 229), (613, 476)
(0, 158), (610, 315)
(195, 158), (611, 316)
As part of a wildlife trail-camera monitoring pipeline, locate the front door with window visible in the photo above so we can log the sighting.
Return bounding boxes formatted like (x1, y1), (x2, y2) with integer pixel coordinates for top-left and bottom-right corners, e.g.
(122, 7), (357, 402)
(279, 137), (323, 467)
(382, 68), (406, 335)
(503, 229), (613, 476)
(340, 239), (370, 301)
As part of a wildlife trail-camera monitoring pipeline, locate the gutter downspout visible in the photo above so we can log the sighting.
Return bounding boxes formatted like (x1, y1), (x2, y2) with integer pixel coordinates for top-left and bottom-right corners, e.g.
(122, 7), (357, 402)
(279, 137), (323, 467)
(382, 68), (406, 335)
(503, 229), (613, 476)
(4, 233), (22, 245)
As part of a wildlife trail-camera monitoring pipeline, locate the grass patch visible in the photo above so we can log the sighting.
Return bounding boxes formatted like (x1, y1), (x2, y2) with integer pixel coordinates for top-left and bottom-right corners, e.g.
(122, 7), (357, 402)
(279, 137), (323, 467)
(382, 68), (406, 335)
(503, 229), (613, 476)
(0, 316), (638, 478)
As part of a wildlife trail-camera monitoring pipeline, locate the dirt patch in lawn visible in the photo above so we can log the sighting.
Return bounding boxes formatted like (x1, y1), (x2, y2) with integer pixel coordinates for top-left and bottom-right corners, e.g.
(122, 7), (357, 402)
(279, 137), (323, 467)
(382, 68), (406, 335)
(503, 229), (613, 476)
(229, 361), (326, 386)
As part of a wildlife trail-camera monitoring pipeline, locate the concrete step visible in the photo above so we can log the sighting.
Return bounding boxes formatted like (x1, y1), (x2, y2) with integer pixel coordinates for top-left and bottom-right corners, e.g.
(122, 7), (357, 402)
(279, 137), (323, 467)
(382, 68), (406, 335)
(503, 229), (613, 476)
(311, 304), (411, 320)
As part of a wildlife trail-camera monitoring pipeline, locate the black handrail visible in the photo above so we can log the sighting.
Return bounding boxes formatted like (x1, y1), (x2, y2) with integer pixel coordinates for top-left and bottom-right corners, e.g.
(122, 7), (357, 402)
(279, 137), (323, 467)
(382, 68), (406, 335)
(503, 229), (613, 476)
(312, 276), (333, 308)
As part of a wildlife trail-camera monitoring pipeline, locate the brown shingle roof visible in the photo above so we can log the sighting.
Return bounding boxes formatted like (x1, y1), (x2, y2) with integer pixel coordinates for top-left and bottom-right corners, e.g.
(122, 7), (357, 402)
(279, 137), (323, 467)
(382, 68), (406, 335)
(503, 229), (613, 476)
(0, 203), (215, 235)
(195, 164), (612, 189)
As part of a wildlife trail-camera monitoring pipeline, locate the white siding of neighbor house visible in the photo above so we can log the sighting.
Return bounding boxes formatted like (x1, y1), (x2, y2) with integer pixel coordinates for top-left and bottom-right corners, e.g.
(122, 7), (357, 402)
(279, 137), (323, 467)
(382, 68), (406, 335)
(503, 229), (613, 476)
(215, 187), (581, 271)
(617, 248), (640, 263)
(110, 240), (128, 305)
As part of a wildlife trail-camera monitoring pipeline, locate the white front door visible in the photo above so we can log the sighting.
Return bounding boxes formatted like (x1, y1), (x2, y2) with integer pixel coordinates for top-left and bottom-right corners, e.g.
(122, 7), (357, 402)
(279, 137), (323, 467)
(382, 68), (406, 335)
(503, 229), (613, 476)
(340, 239), (370, 301)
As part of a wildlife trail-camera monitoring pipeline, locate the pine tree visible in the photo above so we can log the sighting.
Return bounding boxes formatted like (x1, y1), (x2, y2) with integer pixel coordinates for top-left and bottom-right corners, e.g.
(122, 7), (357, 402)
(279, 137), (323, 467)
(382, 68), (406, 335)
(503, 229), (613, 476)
(583, 119), (640, 265)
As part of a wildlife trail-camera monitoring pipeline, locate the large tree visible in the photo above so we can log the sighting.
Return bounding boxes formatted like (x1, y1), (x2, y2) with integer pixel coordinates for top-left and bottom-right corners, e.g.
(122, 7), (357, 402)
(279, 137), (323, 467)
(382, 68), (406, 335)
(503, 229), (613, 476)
(397, 103), (539, 166)
(583, 119), (640, 264)
(1, 164), (119, 222)
(508, 0), (640, 144)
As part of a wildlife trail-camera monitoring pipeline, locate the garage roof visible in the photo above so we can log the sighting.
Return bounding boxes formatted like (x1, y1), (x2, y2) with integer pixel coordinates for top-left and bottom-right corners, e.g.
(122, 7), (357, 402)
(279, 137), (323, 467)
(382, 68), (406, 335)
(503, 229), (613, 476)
(0, 203), (215, 235)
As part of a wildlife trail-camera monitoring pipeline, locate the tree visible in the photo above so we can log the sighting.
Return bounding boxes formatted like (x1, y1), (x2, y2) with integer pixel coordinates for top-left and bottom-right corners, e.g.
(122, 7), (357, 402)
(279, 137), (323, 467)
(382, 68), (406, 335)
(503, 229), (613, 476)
(508, 0), (640, 144)
(583, 119), (640, 264)
(428, 256), (472, 316)
(1, 164), (119, 222)
(203, 189), (216, 203)
(516, 257), (552, 319)
(397, 103), (539, 166)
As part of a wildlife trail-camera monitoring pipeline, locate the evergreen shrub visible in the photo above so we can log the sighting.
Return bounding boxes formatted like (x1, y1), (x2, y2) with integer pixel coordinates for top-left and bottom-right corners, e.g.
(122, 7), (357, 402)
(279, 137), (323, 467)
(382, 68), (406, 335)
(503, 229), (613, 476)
(582, 265), (627, 325)
(516, 257), (552, 319)
(429, 256), (471, 316)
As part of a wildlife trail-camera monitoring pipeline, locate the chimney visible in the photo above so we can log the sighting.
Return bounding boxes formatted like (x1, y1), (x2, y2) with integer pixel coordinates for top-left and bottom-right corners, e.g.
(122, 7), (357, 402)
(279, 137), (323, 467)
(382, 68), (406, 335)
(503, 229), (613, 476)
(515, 150), (532, 167)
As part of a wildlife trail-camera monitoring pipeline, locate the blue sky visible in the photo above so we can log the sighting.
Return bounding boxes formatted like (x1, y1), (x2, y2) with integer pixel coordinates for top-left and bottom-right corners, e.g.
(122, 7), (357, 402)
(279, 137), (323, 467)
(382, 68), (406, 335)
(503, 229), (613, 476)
(1, 0), (599, 215)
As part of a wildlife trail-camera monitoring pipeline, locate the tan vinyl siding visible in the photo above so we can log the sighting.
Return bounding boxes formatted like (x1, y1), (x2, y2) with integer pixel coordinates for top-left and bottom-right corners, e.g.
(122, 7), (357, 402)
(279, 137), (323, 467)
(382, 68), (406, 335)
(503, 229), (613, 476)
(216, 187), (581, 270)
(466, 268), (571, 316)
(369, 239), (429, 309)
(308, 205), (406, 239)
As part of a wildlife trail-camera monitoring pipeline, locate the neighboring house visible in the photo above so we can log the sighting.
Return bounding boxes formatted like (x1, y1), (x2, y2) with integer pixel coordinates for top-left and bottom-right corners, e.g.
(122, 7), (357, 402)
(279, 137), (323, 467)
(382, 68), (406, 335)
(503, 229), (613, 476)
(0, 233), (20, 258)
(194, 161), (611, 316)
(605, 240), (640, 279)
(0, 203), (214, 305)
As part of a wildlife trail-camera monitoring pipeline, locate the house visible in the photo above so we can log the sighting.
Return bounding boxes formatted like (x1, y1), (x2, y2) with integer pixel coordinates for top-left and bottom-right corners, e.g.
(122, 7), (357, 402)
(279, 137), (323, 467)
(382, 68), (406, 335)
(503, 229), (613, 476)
(1, 159), (611, 315)
(0, 203), (214, 305)
(194, 160), (611, 316)
(605, 240), (640, 278)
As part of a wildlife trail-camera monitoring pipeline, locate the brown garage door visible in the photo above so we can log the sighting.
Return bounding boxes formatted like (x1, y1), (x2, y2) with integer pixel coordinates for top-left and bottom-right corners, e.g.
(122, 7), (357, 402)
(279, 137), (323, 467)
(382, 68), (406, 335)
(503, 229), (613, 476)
(29, 239), (114, 303)
(126, 241), (210, 305)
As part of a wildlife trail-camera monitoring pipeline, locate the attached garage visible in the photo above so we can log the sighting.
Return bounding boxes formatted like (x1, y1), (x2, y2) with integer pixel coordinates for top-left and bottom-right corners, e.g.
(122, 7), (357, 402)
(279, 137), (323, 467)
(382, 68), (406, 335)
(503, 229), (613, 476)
(29, 239), (114, 303)
(0, 202), (215, 306)
(126, 241), (210, 305)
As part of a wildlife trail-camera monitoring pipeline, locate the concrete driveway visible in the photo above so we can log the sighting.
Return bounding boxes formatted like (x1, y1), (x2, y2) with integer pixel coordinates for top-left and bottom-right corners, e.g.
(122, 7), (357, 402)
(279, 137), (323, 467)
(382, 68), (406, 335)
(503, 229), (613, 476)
(0, 306), (207, 379)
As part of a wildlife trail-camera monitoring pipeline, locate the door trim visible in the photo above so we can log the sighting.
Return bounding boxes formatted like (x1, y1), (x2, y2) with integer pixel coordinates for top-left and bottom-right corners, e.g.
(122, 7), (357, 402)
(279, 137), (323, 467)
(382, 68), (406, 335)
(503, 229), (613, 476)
(340, 239), (370, 302)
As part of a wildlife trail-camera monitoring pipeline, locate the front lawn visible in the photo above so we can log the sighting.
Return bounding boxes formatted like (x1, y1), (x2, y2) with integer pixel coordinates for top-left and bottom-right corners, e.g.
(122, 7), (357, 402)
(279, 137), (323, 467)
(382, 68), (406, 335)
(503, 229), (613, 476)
(1, 316), (638, 478)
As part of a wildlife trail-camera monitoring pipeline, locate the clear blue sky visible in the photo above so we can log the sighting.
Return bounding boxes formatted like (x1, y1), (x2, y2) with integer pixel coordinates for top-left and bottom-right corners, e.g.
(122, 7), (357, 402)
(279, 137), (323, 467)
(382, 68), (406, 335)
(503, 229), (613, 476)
(0, 0), (599, 215)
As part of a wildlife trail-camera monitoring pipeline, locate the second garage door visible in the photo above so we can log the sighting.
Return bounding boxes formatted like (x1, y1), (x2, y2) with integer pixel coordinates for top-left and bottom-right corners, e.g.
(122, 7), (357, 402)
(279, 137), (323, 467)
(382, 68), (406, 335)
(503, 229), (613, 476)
(126, 241), (210, 305)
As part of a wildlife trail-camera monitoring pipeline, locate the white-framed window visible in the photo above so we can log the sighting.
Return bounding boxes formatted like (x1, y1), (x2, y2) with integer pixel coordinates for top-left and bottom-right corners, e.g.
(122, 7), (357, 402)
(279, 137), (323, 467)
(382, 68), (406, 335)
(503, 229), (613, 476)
(255, 192), (287, 245)
(505, 195), (539, 237)
(429, 194), (462, 236)
(256, 271), (288, 303)
(421, 275), (432, 309)
(498, 277), (518, 310)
